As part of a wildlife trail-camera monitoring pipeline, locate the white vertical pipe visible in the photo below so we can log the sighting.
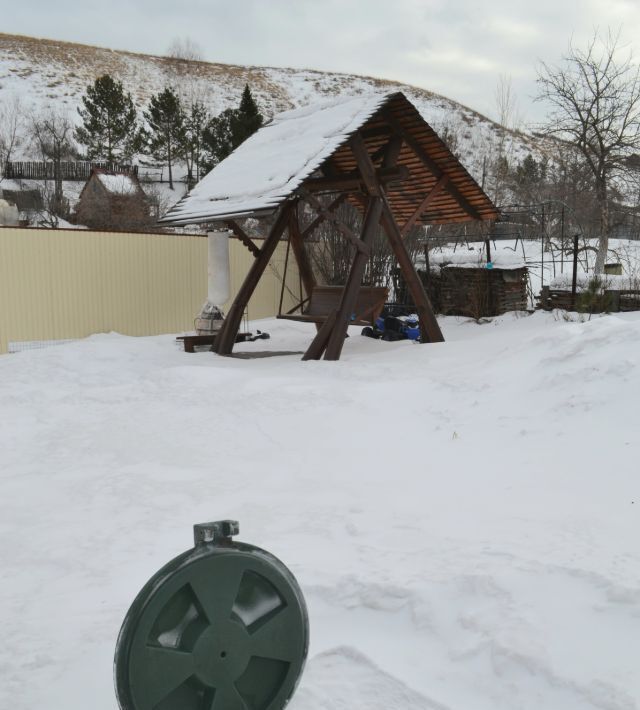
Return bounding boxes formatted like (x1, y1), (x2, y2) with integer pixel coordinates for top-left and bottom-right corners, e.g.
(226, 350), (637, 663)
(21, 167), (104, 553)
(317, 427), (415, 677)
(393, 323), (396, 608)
(207, 230), (231, 305)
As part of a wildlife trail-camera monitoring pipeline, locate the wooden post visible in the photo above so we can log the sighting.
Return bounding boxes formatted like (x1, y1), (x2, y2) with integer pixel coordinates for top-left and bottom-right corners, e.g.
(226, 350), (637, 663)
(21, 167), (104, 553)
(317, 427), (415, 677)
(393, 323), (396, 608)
(571, 234), (579, 310)
(302, 311), (337, 361)
(380, 201), (444, 343)
(323, 197), (384, 360)
(214, 205), (291, 355)
(351, 129), (444, 345)
(288, 203), (316, 298)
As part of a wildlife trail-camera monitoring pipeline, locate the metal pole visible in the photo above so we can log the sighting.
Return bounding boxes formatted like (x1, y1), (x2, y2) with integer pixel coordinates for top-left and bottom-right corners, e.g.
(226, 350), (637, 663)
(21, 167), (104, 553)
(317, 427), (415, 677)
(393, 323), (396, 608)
(571, 234), (579, 310)
(423, 237), (430, 284)
(540, 204), (545, 289)
(560, 205), (565, 273)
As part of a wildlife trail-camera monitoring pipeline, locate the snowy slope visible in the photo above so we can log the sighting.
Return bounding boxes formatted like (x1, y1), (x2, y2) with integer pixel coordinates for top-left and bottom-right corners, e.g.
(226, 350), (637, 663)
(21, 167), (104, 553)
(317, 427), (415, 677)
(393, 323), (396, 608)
(1, 312), (639, 710)
(0, 33), (538, 184)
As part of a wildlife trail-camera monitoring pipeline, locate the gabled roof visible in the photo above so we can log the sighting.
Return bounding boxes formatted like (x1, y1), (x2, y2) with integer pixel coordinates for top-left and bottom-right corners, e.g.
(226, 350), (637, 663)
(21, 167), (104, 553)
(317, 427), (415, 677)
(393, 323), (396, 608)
(161, 91), (498, 226)
(96, 171), (141, 196)
(78, 169), (145, 203)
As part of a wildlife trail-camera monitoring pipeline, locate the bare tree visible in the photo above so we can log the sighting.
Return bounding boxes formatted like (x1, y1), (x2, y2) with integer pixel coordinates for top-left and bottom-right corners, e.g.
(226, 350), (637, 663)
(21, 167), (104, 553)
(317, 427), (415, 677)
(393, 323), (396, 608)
(495, 74), (521, 131)
(0, 95), (25, 183)
(31, 110), (75, 218)
(536, 29), (640, 273)
(306, 197), (423, 297)
(167, 37), (204, 62)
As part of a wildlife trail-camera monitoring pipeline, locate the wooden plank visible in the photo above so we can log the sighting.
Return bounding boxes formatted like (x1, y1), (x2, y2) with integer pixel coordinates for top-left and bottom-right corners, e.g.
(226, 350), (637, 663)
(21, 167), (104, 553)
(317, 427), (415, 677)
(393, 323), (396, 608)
(302, 165), (408, 193)
(383, 113), (482, 220)
(214, 205), (291, 355)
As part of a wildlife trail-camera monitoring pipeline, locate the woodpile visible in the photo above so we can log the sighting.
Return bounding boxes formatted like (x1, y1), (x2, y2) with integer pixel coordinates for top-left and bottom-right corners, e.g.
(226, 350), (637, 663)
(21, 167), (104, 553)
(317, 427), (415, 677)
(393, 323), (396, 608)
(538, 286), (640, 312)
(421, 266), (529, 318)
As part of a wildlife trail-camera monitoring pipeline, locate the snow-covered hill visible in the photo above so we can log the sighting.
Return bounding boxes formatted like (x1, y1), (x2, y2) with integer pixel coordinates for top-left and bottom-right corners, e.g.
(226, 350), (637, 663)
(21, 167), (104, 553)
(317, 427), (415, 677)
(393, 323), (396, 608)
(0, 32), (538, 185)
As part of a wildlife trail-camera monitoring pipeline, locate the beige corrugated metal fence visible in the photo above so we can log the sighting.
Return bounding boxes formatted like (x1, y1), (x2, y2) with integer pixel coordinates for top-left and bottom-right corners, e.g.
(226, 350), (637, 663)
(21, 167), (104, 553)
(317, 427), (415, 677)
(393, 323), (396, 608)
(0, 227), (301, 354)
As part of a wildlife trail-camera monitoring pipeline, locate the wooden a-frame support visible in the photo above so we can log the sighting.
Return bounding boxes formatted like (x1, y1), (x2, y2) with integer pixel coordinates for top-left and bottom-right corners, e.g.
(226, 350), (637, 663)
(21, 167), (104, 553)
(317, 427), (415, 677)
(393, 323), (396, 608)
(213, 127), (444, 360)
(213, 205), (291, 355)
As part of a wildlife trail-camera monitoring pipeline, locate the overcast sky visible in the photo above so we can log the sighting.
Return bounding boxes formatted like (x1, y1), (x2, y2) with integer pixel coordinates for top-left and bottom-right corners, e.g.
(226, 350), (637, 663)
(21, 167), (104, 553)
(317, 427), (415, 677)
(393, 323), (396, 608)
(4, 0), (640, 124)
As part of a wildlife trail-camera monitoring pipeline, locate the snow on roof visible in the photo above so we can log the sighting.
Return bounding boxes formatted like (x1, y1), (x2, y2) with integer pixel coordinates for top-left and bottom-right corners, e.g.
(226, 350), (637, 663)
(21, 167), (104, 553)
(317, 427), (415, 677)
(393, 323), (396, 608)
(97, 172), (140, 195)
(161, 92), (391, 225)
(427, 246), (527, 271)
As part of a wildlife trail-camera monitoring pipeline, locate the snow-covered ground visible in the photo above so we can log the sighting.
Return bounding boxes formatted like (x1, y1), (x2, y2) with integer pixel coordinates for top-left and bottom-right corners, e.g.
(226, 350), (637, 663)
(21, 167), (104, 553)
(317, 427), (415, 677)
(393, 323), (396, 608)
(1, 313), (639, 710)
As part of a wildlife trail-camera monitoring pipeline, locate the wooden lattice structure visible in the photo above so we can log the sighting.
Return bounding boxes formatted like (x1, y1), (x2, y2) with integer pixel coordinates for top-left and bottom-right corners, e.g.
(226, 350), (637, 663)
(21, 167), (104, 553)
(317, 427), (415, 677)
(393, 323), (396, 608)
(161, 92), (498, 360)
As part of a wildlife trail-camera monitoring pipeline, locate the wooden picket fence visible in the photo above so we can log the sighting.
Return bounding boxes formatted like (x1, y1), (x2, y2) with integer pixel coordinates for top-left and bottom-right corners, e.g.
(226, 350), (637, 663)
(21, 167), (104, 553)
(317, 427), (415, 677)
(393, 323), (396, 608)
(3, 161), (138, 181)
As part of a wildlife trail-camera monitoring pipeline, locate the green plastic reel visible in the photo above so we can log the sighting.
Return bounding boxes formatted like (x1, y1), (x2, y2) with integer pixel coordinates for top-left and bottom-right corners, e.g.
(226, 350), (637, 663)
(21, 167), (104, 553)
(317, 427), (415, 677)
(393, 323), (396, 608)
(114, 520), (309, 710)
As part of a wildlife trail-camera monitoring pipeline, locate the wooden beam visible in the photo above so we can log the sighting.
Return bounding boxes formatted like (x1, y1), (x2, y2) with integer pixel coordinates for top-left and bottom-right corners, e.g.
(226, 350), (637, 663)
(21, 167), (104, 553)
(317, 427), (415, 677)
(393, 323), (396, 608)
(288, 202), (316, 297)
(400, 175), (449, 236)
(350, 125), (443, 345)
(301, 193), (346, 239)
(316, 138), (388, 360)
(300, 188), (371, 255)
(225, 220), (260, 258)
(302, 165), (408, 193)
(367, 134), (403, 168)
(380, 199), (444, 343)
(384, 112), (483, 221)
(359, 124), (393, 140)
(323, 196), (384, 360)
(214, 205), (291, 355)
(349, 133), (383, 197)
(302, 310), (337, 361)
(382, 134), (404, 168)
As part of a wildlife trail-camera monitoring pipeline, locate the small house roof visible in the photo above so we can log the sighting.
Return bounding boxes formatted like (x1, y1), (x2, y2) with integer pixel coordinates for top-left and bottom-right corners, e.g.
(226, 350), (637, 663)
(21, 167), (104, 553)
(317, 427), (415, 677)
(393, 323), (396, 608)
(96, 172), (141, 195)
(161, 91), (498, 227)
(78, 169), (144, 204)
(1, 188), (44, 211)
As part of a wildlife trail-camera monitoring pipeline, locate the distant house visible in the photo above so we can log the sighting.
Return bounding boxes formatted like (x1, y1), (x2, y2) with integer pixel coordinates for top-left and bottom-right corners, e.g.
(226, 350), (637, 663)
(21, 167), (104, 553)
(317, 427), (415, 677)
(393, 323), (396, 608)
(1, 188), (44, 212)
(75, 169), (153, 231)
(1, 188), (44, 225)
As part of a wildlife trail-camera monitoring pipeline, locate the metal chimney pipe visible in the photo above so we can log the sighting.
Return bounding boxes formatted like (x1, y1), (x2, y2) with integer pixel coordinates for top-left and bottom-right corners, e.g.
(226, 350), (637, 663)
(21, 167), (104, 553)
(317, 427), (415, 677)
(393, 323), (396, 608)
(207, 229), (231, 305)
(194, 229), (232, 336)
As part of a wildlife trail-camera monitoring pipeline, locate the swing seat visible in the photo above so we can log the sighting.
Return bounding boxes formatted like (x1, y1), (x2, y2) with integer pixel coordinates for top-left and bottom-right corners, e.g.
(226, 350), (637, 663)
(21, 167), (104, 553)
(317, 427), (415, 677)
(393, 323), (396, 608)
(278, 285), (388, 325)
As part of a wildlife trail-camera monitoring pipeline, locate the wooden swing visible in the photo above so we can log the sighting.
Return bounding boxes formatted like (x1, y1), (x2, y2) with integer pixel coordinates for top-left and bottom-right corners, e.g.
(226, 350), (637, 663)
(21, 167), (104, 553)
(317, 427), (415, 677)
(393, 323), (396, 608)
(275, 220), (388, 327)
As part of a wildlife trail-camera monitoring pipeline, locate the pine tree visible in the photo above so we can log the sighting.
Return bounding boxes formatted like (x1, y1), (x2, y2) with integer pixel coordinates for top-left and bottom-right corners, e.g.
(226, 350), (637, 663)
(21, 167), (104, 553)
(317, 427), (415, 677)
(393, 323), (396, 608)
(143, 88), (184, 190)
(75, 75), (139, 162)
(202, 85), (263, 171)
(230, 84), (263, 146)
(181, 100), (209, 188)
(202, 108), (235, 169)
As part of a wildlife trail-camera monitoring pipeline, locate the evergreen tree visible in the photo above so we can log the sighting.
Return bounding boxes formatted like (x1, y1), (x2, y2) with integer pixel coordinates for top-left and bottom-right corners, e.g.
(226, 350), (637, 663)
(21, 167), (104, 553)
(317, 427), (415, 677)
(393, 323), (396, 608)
(75, 75), (139, 162)
(231, 84), (263, 146)
(143, 88), (184, 190)
(202, 108), (236, 169)
(202, 85), (263, 171)
(181, 100), (209, 188)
